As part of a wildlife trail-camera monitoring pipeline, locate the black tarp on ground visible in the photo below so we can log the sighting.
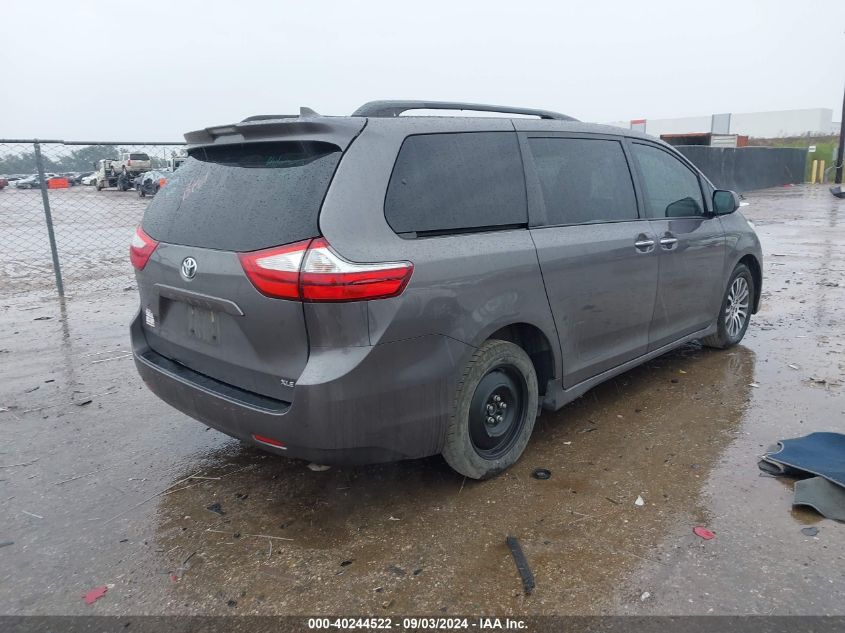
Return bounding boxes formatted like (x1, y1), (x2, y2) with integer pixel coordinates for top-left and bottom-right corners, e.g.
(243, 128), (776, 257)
(675, 146), (807, 193)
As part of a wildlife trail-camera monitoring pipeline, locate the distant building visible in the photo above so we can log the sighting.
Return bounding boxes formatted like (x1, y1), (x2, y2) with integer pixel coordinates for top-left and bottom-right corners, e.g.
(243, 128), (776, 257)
(607, 108), (838, 139)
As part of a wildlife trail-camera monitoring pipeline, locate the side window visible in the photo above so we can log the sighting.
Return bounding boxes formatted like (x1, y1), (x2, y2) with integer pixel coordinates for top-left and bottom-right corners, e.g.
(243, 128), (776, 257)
(384, 132), (526, 235)
(526, 137), (638, 225)
(631, 143), (705, 218)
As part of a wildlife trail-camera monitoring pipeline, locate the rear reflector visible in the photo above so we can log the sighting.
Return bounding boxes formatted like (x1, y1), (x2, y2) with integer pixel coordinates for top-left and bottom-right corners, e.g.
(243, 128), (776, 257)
(252, 433), (286, 449)
(239, 238), (413, 302)
(130, 226), (158, 270)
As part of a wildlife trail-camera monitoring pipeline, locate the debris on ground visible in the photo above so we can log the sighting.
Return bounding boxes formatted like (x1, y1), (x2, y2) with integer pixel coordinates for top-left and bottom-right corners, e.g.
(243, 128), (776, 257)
(759, 432), (845, 521)
(170, 551), (196, 582)
(640, 591), (651, 601)
(794, 477), (845, 521)
(82, 585), (108, 605)
(634, 495), (645, 507)
(0, 541), (13, 548)
(72, 393), (93, 406)
(0, 459), (39, 469)
(505, 536), (535, 595)
(205, 529), (292, 542)
(206, 502), (225, 516)
(693, 526), (715, 540)
(340, 560), (353, 567)
(801, 527), (819, 537)
(307, 463), (331, 472)
(33, 316), (52, 321)
(531, 468), (551, 480)
(759, 433), (845, 486)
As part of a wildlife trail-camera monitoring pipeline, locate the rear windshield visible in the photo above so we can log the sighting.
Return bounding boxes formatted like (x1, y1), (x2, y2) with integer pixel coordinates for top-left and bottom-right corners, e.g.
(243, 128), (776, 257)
(141, 141), (341, 252)
(129, 153), (150, 160)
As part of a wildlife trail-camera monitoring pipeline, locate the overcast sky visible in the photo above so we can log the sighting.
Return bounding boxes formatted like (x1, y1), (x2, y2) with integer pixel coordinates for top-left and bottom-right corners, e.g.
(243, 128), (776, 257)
(2, 0), (843, 141)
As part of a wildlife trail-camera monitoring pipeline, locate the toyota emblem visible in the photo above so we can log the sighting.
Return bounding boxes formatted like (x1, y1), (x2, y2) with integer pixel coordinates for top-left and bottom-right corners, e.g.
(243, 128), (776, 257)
(181, 257), (197, 280)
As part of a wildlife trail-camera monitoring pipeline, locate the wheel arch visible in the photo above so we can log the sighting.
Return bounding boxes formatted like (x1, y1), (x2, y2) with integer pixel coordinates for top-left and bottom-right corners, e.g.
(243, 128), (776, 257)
(737, 253), (762, 314)
(486, 322), (556, 396)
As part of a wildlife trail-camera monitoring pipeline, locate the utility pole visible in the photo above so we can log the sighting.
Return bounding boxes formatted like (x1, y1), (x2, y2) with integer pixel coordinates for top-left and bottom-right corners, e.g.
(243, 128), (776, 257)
(836, 81), (845, 185)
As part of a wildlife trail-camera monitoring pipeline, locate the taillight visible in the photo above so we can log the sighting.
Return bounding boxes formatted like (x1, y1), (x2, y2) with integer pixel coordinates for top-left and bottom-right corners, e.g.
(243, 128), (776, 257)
(129, 226), (158, 270)
(239, 238), (413, 302)
(238, 239), (310, 300)
(300, 238), (413, 302)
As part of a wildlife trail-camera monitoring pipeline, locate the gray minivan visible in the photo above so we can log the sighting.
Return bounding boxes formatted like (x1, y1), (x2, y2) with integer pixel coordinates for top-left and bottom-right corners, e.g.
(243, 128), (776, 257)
(130, 101), (762, 479)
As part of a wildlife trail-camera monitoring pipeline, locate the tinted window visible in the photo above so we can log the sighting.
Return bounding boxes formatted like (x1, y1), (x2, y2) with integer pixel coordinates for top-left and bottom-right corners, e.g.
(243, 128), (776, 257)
(142, 141), (340, 252)
(384, 132), (526, 235)
(631, 143), (704, 218)
(527, 138), (637, 225)
(129, 153), (149, 160)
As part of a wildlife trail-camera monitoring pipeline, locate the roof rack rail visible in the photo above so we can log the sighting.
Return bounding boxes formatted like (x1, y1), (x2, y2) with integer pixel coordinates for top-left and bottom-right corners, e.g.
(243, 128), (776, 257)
(352, 100), (576, 121)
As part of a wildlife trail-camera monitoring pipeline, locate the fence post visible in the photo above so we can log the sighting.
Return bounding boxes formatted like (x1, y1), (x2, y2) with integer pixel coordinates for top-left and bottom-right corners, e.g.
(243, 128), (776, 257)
(33, 140), (65, 297)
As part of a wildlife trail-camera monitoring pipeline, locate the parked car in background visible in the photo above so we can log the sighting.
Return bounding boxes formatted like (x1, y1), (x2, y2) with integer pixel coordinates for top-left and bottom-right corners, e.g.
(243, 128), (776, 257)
(13, 174), (54, 189)
(0, 177), (8, 190)
(134, 170), (170, 197)
(131, 101), (762, 480)
(13, 175), (39, 189)
(58, 172), (80, 186)
(80, 172), (97, 186)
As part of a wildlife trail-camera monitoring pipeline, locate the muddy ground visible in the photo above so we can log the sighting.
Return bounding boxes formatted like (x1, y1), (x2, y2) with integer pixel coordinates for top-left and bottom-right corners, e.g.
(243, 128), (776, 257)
(0, 185), (843, 616)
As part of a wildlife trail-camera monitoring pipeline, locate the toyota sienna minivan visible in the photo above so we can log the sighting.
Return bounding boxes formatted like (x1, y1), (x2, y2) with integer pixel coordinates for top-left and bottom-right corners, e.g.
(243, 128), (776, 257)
(130, 100), (762, 479)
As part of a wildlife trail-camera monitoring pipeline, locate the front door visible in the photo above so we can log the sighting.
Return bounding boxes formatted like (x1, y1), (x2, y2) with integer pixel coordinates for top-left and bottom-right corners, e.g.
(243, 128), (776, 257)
(628, 142), (727, 349)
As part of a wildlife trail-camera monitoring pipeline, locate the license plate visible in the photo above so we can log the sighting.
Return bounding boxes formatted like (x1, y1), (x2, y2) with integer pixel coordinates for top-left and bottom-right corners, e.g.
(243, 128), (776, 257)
(187, 306), (220, 344)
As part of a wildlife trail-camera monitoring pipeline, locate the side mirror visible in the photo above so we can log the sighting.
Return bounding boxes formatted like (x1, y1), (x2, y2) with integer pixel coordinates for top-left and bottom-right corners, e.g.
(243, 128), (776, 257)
(713, 190), (740, 215)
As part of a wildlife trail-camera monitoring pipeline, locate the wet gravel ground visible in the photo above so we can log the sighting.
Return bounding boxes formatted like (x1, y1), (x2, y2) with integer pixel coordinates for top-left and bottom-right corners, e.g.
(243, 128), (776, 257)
(0, 185), (843, 615)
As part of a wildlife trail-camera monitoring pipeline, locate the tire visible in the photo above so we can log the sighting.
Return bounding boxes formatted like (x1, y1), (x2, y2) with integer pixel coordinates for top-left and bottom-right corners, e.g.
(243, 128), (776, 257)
(702, 263), (754, 349)
(442, 339), (539, 479)
(96, 182), (103, 191)
(138, 188), (145, 197)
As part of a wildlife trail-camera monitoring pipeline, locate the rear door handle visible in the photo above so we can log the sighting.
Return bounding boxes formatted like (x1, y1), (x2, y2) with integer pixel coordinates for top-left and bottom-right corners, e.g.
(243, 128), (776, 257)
(660, 236), (678, 249)
(634, 237), (655, 252)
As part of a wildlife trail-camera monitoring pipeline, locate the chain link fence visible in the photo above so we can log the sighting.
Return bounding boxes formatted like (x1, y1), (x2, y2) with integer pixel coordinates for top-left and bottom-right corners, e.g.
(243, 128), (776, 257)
(0, 139), (185, 298)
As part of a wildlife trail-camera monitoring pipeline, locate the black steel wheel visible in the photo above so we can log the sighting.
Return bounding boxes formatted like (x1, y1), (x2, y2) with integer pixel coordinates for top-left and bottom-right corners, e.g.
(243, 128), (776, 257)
(443, 339), (538, 479)
(468, 363), (528, 459)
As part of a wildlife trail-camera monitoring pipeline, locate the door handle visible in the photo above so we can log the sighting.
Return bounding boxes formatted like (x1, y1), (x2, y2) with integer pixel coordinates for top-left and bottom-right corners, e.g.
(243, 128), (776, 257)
(634, 238), (655, 252)
(660, 236), (678, 249)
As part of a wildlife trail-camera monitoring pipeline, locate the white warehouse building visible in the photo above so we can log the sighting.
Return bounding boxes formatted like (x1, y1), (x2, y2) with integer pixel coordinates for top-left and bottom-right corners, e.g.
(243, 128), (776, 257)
(607, 108), (838, 139)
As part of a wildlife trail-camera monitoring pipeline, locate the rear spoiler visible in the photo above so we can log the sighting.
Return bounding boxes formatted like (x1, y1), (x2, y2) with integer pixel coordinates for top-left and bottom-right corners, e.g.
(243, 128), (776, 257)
(184, 110), (365, 150)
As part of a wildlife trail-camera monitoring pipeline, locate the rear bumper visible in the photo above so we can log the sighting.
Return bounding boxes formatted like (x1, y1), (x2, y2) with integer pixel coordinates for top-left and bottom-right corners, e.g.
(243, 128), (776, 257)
(131, 311), (469, 464)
